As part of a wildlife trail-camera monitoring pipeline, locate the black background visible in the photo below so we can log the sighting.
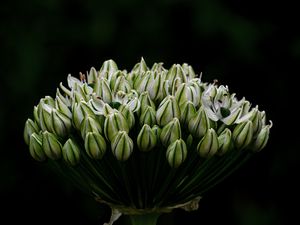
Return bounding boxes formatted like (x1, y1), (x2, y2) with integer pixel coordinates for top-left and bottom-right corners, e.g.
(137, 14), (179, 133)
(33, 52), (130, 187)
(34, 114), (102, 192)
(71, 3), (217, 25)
(0, 0), (297, 224)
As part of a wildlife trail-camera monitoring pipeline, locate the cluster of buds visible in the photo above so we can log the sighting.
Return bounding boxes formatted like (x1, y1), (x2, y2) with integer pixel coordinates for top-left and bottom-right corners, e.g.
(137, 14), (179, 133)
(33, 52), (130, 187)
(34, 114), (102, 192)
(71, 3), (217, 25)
(24, 58), (272, 219)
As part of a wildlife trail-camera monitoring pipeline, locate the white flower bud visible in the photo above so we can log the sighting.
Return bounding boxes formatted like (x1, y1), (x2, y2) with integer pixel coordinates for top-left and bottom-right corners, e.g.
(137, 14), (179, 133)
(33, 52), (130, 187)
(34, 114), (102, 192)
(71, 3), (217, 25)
(62, 138), (81, 166)
(137, 124), (157, 152)
(166, 139), (187, 168)
(156, 96), (181, 126)
(232, 121), (253, 149)
(111, 131), (133, 161)
(84, 132), (107, 159)
(160, 118), (182, 147)
(42, 131), (62, 160)
(197, 128), (219, 158)
(29, 133), (46, 162)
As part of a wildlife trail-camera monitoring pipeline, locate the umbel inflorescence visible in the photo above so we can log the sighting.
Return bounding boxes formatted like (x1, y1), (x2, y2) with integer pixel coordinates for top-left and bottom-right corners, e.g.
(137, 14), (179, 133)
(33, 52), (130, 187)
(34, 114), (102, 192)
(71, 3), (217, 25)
(24, 58), (272, 222)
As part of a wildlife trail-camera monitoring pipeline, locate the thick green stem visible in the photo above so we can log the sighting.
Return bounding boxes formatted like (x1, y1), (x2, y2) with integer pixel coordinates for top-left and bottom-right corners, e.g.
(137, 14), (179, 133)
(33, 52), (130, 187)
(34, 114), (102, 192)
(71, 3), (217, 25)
(128, 213), (160, 225)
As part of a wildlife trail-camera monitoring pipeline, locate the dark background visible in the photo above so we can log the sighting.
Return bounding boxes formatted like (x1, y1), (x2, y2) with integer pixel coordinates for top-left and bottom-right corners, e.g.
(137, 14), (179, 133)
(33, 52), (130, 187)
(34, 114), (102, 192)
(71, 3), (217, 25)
(0, 0), (297, 224)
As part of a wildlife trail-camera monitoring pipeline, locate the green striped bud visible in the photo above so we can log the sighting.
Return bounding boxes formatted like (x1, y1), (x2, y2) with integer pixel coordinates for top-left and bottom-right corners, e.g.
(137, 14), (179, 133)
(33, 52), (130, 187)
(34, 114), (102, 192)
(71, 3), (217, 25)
(24, 119), (40, 145)
(160, 118), (182, 147)
(104, 112), (129, 141)
(111, 131), (133, 161)
(165, 64), (187, 88)
(182, 63), (195, 81)
(139, 106), (156, 127)
(55, 96), (72, 118)
(51, 109), (72, 137)
(197, 128), (219, 158)
(84, 132), (107, 159)
(62, 138), (81, 166)
(87, 67), (97, 84)
(72, 101), (95, 130)
(175, 83), (199, 107)
(166, 139), (187, 168)
(113, 75), (131, 93)
(251, 122), (272, 152)
(138, 91), (156, 114)
(119, 105), (135, 129)
(250, 107), (263, 135)
(156, 96), (181, 126)
(38, 101), (54, 132)
(42, 131), (62, 160)
(131, 57), (148, 74)
(94, 78), (113, 103)
(217, 128), (233, 156)
(232, 121), (253, 149)
(188, 107), (210, 139)
(99, 59), (118, 78)
(147, 72), (162, 101)
(137, 124), (157, 152)
(152, 125), (162, 140)
(29, 133), (46, 162)
(180, 101), (197, 127)
(80, 116), (103, 139)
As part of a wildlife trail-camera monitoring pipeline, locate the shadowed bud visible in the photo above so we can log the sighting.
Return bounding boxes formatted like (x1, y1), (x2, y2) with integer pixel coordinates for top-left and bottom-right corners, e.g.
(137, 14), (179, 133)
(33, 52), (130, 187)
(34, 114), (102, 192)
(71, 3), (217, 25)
(84, 132), (107, 159)
(104, 112), (129, 141)
(160, 118), (182, 147)
(42, 131), (62, 160)
(51, 109), (72, 137)
(152, 125), (162, 140)
(139, 106), (156, 127)
(137, 124), (157, 152)
(29, 133), (46, 162)
(138, 91), (156, 114)
(111, 131), (133, 161)
(188, 107), (210, 138)
(197, 128), (219, 158)
(80, 116), (103, 139)
(62, 138), (81, 166)
(232, 121), (253, 149)
(156, 96), (181, 126)
(119, 105), (135, 129)
(24, 119), (40, 145)
(180, 101), (197, 127)
(166, 139), (187, 168)
(217, 128), (233, 156)
(251, 122), (272, 152)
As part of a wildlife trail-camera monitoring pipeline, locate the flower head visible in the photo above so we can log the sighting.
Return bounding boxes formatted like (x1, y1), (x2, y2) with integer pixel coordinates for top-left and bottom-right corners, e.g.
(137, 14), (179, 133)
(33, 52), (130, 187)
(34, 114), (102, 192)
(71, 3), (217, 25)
(24, 58), (272, 223)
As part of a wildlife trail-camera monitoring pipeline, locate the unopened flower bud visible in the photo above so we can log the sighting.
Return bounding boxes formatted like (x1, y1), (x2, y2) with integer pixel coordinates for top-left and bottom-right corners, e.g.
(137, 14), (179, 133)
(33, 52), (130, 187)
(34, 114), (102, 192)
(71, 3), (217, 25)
(42, 131), (62, 160)
(139, 106), (156, 127)
(24, 119), (40, 145)
(29, 133), (46, 162)
(160, 118), (182, 147)
(84, 132), (107, 159)
(137, 124), (157, 152)
(99, 59), (118, 78)
(232, 121), (253, 149)
(138, 91), (156, 114)
(197, 128), (219, 158)
(51, 109), (72, 137)
(166, 139), (187, 168)
(131, 57), (148, 74)
(111, 131), (133, 161)
(80, 116), (103, 139)
(113, 75), (131, 93)
(175, 83), (199, 107)
(38, 101), (54, 132)
(152, 125), (161, 139)
(251, 122), (272, 152)
(119, 105), (135, 129)
(72, 101), (95, 130)
(217, 128), (233, 156)
(156, 96), (181, 126)
(55, 96), (72, 118)
(104, 112), (129, 141)
(62, 138), (81, 166)
(87, 67), (97, 84)
(188, 107), (210, 138)
(180, 101), (196, 127)
(165, 64), (187, 87)
(94, 78), (113, 103)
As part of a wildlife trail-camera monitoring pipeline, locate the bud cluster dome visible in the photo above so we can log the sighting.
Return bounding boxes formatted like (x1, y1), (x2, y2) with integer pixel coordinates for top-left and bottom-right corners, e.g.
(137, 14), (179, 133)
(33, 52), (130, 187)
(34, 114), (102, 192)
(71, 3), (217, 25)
(24, 58), (272, 223)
